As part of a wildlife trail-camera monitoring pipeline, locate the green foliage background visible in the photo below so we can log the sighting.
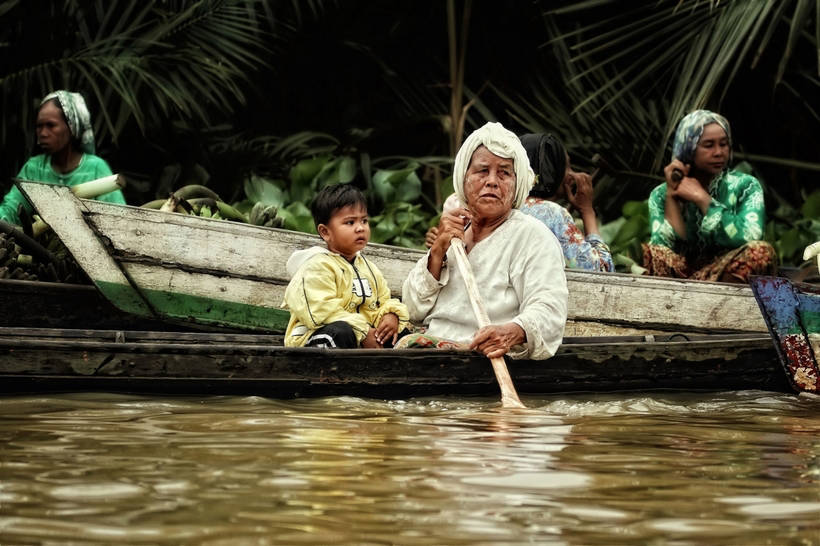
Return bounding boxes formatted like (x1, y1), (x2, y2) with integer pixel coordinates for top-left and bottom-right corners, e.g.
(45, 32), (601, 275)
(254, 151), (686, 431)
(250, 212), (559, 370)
(0, 0), (817, 267)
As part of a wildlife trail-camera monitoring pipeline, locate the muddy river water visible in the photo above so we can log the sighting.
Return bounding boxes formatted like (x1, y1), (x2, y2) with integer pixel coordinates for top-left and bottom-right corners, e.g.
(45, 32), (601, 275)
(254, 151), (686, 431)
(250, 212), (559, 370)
(2, 390), (819, 544)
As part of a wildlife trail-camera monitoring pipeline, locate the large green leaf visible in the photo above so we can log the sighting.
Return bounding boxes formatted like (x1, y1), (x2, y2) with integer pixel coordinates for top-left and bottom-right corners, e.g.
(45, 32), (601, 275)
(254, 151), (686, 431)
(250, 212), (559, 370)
(289, 157), (328, 204)
(369, 201), (432, 247)
(778, 227), (810, 263)
(243, 176), (287, 207)
(278, 201), (316, 233)
(371, 164), (422, 204)
(598, 216), (625, 245)
(369, 216), (398, 244)
(316, 156), (357, 187)
(612, 215), (648, 248)
(800, 190), (820, 219)
(621, 200), (648, 219)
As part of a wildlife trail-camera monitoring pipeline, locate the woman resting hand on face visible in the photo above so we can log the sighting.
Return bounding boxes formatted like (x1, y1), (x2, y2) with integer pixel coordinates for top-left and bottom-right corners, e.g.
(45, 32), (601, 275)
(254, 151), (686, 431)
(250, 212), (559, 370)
(642, 109), (776, 282)
(0, 90), (125, 225)
(399, 122), (568, 360)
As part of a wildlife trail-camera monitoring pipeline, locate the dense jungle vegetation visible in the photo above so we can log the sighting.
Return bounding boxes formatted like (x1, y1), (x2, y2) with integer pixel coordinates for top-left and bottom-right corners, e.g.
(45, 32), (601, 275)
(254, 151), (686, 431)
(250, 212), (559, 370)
(1, 0), (817, 270)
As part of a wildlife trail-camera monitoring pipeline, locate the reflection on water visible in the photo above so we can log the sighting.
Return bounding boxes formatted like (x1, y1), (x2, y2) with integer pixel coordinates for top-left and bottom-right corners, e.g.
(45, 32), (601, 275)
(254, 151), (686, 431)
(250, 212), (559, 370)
(2, 391), (820, 544)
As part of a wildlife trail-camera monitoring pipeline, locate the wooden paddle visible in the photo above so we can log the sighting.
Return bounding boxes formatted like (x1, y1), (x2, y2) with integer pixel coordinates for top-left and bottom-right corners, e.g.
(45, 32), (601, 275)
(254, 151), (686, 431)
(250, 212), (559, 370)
(450, 238), (526, 409)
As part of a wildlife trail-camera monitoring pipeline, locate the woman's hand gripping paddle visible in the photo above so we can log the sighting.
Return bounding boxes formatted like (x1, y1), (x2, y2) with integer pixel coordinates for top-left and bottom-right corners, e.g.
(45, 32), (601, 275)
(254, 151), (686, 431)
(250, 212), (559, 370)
(450, 238), (525, 409)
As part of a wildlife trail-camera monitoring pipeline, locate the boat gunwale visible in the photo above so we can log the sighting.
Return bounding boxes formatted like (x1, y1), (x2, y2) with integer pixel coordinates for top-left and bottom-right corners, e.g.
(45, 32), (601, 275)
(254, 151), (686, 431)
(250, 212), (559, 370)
(78, 195), (756, 297)
(0, 326), (776, 355)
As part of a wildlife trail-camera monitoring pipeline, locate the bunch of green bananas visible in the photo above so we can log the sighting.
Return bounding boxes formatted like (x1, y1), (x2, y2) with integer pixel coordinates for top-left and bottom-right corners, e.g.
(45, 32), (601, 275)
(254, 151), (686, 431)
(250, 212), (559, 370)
(0, 228), (84, 283)
(142, 184), (284, 227)
(248, 202), (284, 228)
(0, 232), (35, 280)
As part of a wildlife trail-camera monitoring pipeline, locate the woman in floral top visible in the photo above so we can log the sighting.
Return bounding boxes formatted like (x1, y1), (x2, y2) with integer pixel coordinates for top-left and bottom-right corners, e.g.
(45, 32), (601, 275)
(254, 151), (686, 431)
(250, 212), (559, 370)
(518, 133), (613, 272)
(642, 110), (776, 282)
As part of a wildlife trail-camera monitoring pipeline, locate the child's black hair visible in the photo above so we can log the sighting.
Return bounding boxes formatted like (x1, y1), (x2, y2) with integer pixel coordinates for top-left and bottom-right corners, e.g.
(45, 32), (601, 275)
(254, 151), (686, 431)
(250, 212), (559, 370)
(310, 183), (368, 228)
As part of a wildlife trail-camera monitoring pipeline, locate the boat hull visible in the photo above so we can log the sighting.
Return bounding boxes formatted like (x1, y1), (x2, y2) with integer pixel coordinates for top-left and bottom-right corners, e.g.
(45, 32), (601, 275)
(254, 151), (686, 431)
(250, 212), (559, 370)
(0, 328), (789, 398)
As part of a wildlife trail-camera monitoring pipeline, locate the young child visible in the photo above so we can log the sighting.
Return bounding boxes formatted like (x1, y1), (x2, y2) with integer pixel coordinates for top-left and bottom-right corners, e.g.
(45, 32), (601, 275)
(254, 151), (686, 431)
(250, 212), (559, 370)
(282, 183), (409, 348)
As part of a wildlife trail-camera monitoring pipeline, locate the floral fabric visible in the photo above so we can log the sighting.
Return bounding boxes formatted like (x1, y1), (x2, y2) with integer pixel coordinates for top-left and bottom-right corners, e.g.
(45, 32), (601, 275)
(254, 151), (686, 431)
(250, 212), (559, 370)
(642, 240), (776, 282)
(520, 197), (613, 272)
(393, 332), (469, 351)
(647, 169), (766, 257)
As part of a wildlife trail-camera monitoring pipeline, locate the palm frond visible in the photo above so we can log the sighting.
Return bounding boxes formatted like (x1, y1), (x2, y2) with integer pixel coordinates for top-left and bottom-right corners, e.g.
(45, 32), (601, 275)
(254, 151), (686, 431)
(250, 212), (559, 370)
(0, 0), (271, 171)
(512, 0), (818, 179)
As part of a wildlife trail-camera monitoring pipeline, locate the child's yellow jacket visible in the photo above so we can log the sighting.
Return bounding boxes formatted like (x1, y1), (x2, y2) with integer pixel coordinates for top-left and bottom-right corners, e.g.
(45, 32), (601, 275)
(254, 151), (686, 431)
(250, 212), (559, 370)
(282, 246), (409, 347)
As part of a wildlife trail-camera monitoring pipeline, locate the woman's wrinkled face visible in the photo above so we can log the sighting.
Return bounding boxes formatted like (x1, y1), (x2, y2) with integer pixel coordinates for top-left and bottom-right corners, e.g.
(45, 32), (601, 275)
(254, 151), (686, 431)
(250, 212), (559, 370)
(464, 146), (516, 219)
(693, 123), (730, 176)
(36, 100), (72, 155)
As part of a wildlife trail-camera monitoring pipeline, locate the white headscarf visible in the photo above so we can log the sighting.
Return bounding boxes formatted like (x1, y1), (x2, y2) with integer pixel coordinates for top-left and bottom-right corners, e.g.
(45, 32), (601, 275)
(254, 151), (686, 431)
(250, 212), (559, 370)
(452, 122), (534, 210)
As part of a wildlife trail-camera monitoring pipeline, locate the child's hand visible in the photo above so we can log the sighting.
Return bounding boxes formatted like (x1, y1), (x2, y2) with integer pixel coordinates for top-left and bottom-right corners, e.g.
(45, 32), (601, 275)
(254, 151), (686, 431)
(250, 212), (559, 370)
(362, 328), (382, 349)
(425, 226), (438, 248)
(375, 313), (399, 346)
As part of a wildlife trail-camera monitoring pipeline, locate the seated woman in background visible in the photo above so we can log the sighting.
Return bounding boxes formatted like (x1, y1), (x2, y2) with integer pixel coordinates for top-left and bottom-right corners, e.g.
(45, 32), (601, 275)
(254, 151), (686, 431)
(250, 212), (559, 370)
(426, 133), (613, 272)
(0, 90), (126, 225)
(642, 110), (776, 282)
(518, 133), (613, 272)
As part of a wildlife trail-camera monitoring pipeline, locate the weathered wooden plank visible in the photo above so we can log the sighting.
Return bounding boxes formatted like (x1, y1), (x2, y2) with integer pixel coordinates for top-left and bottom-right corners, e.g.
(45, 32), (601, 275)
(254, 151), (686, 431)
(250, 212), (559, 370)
(123, 263), (285, 310)
(564, 270), (767, 333)
(83, 199), (767, 333)
(0, 331), (788, 396)
(0, 332), (769, 360)
(84, 200), (420, 297)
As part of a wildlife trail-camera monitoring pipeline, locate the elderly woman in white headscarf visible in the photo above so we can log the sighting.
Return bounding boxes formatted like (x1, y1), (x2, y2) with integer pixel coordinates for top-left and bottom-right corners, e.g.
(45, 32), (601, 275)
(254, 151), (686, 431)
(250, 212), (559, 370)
(400, 122), (568, 360)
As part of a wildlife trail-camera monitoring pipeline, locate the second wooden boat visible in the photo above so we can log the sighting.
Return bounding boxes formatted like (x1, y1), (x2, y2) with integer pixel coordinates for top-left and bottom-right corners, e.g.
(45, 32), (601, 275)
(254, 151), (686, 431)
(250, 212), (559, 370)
(18, 181), (769, 337)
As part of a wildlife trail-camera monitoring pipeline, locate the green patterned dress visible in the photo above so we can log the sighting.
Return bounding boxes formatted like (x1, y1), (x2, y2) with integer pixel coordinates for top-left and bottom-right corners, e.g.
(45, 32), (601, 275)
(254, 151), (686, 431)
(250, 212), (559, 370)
(643, 170), (776, 281)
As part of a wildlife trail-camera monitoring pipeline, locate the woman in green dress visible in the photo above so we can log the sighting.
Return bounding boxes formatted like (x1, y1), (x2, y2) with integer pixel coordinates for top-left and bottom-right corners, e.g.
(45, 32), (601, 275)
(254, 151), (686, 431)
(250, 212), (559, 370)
(642, 110), (776, 282)
(0, 90), (126, 225)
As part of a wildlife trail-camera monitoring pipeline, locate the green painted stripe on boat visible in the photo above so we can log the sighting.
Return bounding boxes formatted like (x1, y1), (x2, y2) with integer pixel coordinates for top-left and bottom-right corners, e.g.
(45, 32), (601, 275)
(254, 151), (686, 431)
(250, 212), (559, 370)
(96, 280), (289, 332)
(94, 280), (153, 316)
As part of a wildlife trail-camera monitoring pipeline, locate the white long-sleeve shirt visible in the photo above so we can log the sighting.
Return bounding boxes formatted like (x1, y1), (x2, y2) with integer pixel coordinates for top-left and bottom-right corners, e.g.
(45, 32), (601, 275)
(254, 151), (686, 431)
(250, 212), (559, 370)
(402, 210), (568, 359)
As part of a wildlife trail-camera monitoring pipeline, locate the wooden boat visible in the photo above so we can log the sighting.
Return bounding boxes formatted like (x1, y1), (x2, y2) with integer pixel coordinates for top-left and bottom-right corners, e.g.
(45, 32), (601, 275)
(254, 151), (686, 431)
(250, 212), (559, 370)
(18, 181), (769, 337)
(0, 327), (789, 397)
(751, 276), (820, 393)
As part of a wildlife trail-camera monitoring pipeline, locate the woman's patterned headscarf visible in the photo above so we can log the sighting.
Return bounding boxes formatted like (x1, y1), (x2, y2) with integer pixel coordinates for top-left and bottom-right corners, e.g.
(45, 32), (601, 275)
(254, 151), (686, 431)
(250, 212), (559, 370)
(672, 109), (732, 165)
(40, 90), (96, 154)
(519, 132), (566, 199)
(453, 122), (534, 210)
